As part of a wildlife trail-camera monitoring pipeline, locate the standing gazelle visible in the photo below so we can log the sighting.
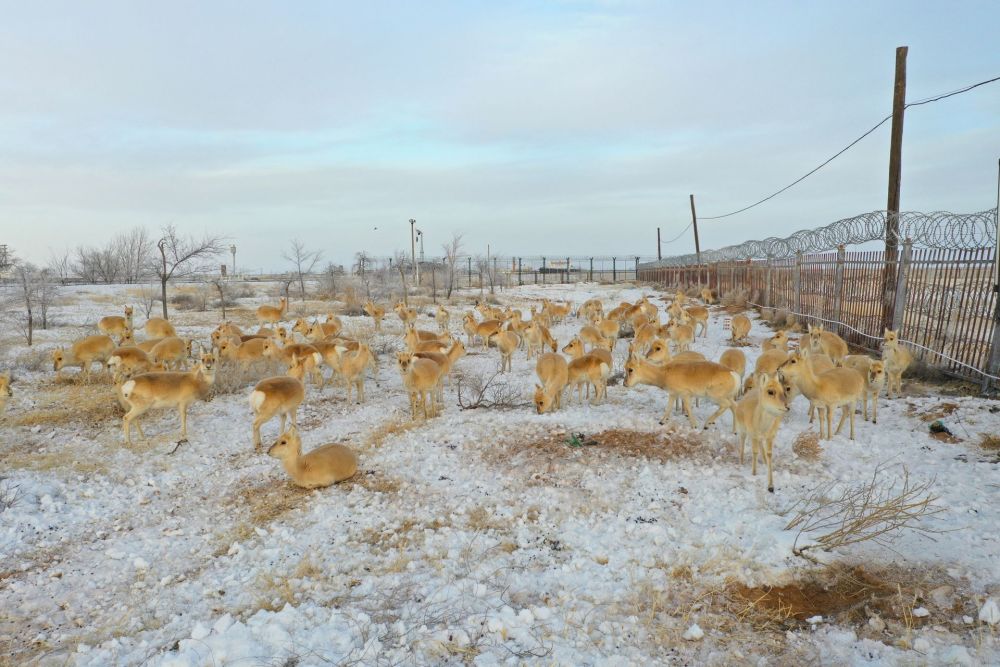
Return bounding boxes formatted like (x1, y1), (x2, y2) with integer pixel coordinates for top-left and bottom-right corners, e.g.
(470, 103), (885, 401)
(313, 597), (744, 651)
(98, 306), (134, 338)
(256, 297), (288, 329)
(120, 356), (216, 445)
(250, 356), (307, 451)
(733, 372), (789, 493)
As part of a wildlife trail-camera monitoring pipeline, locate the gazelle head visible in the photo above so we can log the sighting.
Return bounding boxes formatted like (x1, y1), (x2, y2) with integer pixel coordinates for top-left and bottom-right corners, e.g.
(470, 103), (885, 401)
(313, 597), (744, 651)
(267, 426), (301, 460)
(533, 383), (555, 414)
(757, 373), (789, 415)
(52, 348), (66, 371)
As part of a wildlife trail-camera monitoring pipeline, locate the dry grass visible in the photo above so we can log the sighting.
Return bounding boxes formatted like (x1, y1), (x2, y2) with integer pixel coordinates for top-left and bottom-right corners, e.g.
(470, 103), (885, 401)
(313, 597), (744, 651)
(361, 417), (422, 451)
(344, 469), (403, 495)
(791, 431), (822, 461)
(360, 516), (451, 551)
(482, 428), (705, 486)
(727, 562), (970, 633)
(906, 400), (959, 423)
(979, 433), (1000, 451)
(721, 288), (748, 311)
(11, 380), (122, 430)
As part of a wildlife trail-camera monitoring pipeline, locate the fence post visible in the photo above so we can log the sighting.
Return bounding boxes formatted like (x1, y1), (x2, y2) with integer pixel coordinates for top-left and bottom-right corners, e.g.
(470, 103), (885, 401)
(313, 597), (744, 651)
(765, 258), (773, 308)
(612, 257), (617, 282)
(984, 161), (1000, 392)
(517, 258), (522, 286)
(589, 257), (594, 282)
(565, 257), (570, 284)
(634, 256), (639, 282)
(467, 257), (472, 287)
(834, 245), (846, 329)
(794, 251), (803, 314)
(541, 257), (546, 284)
(891, 238), (912, 330)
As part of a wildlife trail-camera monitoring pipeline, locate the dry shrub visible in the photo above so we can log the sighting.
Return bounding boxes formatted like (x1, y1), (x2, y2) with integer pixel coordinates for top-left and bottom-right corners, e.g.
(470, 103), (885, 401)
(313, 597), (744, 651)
(209, 361), (277, 397)
(344, 469), (402, 495)
(904, 358), (950, 383)
(791, 431), (822, 461)
(14, 347), (56, 372)
(362, 417), (422, 450)
(721, 288), (748, 311)
(455, 370), (527, 410)
(361, 517), (451, 551)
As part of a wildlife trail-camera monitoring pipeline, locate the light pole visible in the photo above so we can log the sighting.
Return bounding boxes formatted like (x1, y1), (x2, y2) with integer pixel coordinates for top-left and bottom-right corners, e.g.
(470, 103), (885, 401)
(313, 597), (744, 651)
(409, 218), (418, 284)
(230, 244), (236, 277)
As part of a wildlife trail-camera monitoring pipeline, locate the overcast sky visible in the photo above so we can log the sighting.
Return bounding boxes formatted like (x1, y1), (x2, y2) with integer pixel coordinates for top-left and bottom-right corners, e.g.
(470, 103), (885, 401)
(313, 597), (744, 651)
(2, 0), (998, 272)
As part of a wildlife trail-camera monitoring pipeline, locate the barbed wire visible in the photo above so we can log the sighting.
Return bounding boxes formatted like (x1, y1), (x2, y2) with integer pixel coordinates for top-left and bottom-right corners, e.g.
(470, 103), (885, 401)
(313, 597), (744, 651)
(646, 208), (998, 266)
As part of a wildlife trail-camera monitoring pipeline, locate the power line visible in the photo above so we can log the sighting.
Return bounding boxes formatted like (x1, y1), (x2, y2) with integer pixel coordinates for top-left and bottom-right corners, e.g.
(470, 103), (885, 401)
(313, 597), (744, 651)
(697, 73), (1000, 221)
(659, 222), (693, 245)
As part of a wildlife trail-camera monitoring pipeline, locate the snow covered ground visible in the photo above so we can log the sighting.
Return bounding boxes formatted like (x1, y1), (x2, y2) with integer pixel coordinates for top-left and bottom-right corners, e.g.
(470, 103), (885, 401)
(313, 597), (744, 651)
(1, 281), (999, 666)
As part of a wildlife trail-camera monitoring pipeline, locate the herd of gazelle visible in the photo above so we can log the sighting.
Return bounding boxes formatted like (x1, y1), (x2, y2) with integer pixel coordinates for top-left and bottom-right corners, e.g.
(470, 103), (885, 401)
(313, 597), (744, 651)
(21, 286), (916, 492)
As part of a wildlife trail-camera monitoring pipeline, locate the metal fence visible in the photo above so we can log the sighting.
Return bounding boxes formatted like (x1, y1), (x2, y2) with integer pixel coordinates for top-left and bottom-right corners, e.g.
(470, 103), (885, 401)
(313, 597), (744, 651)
(639, 208), (1000, 386)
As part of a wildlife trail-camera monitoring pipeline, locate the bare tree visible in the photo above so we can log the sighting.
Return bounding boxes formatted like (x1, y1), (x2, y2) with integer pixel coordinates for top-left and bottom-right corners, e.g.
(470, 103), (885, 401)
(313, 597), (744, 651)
(283, 238), (323, 301)
(442, 233), (463, 299)
(48, 248), (74, 285)
(7, 262), (57, 345)
(153, 225), (225, 319)
(211, 277), (229, 319)
(137, 282), (157, 318)
(393, 250), (410, 305)
(114, 227), (154, 284)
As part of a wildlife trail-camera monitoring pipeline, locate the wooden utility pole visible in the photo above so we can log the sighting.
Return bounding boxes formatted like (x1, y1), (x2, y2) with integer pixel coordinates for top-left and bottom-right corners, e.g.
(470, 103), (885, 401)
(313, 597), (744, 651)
(882, 46), (908, 330)
(657, 227), (661, 260)
(689, 194), (702, 283)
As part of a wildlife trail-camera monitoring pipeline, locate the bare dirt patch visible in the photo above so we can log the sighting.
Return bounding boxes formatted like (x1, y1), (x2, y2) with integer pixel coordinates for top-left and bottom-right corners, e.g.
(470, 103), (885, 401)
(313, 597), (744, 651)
(486, 428), (703, 467)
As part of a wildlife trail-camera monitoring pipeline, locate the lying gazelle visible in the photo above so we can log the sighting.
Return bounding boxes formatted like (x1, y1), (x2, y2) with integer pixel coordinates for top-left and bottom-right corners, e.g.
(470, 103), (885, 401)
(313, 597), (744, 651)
(256, 297), (288, 329)
(98, 306), (134, 338)
(364, 300), (385, 332)
(733, 372), (789, 493)
(624, 356), (740, 430)
(120, 354), (216, 445)
(881, 329), (913, 399)
(250, 354), (308, 450)
(761, 330), (790, 353)
(268, 426), (358, 488)
(778, 351), (864, 440)
(533, 352), (569, 414)
(397, 351), (443, 419)
(145, 317), (176, 339)
(53, 335), (116, 378)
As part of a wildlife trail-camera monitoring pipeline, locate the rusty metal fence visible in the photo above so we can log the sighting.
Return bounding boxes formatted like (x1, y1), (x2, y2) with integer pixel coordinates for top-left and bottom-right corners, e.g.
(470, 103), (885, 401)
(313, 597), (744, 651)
(639, 208), (1000, 386)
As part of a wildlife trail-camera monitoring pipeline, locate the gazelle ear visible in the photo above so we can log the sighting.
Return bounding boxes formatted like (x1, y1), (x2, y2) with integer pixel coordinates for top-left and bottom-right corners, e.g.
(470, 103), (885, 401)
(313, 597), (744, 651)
(535, 383), (543, 391)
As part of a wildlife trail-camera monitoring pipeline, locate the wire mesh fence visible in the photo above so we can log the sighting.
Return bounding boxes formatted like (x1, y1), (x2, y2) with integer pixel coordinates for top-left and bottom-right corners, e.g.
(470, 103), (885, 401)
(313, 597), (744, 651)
(639, 208), (1000, 387)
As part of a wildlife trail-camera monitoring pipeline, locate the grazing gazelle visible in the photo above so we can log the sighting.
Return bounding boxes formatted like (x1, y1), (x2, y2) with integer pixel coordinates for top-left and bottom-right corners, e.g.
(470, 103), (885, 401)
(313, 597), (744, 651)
(624, 356), (741, 430)
(533, 353), (569, 414)
(268, 426), (358, 488)
(730, 314), (751, 342)
(120, 356), (216, 445)
(144, 317), (176, 339)
(53, 335), (116, 378)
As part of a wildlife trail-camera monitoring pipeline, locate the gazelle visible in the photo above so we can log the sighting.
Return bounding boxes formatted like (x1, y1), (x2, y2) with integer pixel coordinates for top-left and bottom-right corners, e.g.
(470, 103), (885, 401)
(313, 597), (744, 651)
(644, 338), (705, 365)
(145, 317), (176, 339)
(843, 355), (886, 423)
(218, 337), (270, 372)
(778, 351), (864, 440)
(149, 337), (192, 371)
(118, 328), (136, 347)
(700, 287), (716, 305)
(719, 348), (746, 384)
(262, 339), (323, 386)
(730, 314), (751, 342)
(98, 306), (134, 338)
(493, 331), (521, 373)
(267, 427), (358, 488)
(396, 352), (443, 419)
(52, 335), (116, 377)
(665, 319), (694, 353)
(0, 372), (12, 415)
(109, 346), (155, 380)
(394, 301), (418, 327)
(624, 356), (740, 430)
(807, 323), (848, 363)
(462, 312), (479, 347)
(733, 373), (790, 493)
(881, 329), (913, 399)
(542, 299), (572, 324)
(533, 352), (569, 414)
(435, 305), (450, 332)
(332, 343), (372, 403)
(685, 305), (709, 338)
(579, 325), (610, 351)
(523, 321), (557, 359)
(762, 330), (790, 352)
(120, 356), (216, 445)
(250, 359), (306, 450)
(404, 325), (450, 352)
(566, 352), (610, 405)
(306, 320), (341, 341)
(256, 297), (288, 329)
(414, 339), (465, 399)
(363, 300), (385, 332)
(474, 319), (502, 349)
